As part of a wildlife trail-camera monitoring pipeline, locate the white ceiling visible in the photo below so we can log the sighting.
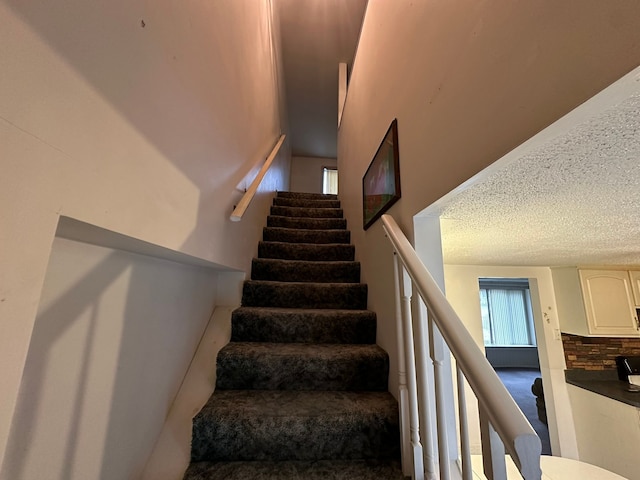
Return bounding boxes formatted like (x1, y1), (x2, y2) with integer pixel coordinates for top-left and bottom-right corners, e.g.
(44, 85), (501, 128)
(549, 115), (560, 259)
(275, 0), (367, 158)
(437, 75), (640, 268)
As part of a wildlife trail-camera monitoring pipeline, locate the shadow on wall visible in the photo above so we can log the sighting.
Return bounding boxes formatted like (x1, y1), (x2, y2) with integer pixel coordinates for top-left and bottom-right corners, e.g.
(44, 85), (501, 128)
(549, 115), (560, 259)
(4, 0), (281, 190)
(2, 236), (218, 480)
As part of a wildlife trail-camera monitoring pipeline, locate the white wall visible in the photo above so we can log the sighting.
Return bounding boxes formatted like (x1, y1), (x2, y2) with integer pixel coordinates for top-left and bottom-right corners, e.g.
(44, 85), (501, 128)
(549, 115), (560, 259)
(1, 237), (219, 480)
(290, 156), (337, 194)
(337, 0), (640, 436)
(0, 0), (288, 470)
(443, 264), (578, 458)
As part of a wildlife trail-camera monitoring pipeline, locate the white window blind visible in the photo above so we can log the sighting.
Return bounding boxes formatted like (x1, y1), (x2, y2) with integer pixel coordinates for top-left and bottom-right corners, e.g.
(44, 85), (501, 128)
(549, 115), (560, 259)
(479, 279), (536, 346)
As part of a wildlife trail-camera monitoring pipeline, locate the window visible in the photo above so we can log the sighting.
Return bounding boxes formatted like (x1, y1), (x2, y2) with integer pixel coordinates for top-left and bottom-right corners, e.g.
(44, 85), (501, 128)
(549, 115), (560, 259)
(478, 278), (536, 346)
(322, 167), (338, 195)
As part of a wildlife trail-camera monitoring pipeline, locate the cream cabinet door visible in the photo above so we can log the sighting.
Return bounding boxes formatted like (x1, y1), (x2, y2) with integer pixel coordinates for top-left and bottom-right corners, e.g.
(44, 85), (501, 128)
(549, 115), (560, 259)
(579, 269), (640, 336)
(629, 270), (640, 306)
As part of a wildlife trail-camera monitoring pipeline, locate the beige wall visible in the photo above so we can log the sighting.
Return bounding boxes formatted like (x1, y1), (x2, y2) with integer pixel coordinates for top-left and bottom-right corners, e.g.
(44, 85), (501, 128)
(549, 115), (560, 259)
(290, 156), (337, 194)
(0, 0), (288, 471)
(338, 0), (640, 410)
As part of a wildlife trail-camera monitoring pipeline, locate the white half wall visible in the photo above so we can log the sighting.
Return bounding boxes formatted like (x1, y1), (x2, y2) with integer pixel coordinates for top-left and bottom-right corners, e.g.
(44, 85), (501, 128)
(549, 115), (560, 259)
(290, 156), (337, 194)
(1, 236), (220, 480)
(0, 0), (289, 464)
(444, 264), (578, 459)
(568, 384), (640, 480)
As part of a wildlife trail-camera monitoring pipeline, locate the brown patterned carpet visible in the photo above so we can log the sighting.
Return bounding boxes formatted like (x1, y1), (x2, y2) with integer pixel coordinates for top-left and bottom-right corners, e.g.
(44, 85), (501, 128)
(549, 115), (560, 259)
(183, 192), (405, 480)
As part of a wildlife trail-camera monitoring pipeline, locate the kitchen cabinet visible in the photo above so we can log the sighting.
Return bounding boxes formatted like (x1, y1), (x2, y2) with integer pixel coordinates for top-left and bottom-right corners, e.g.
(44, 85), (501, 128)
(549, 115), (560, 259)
(552, 267), (640, 337)
(629, 270), (640, 305)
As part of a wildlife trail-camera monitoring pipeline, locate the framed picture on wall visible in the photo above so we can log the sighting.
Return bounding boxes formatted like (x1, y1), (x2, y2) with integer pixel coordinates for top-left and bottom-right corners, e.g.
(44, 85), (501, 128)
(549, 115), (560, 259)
(362, 119), (401, 230)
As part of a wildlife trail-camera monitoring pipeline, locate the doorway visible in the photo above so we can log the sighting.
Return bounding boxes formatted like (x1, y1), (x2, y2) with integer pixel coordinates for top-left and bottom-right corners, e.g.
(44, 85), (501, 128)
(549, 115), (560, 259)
(478, 277), (551, 455)
(322, 167), (338, 195)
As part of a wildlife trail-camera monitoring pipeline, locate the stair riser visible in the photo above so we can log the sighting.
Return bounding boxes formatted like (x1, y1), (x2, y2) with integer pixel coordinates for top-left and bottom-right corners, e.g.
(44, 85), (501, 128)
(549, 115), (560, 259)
(271, 206), (343, 218)
(231, 311), (376, 344)
(216, 347), (388, 391)
(242, 282), (367, 310)
(251, 259), (360, 283)
(258, 242), (354, 261)
(273, 197), (341, 208)
(263, 227), (350, 244)
(184, 459), (406, 480)
(267, 216), (347, 230)
(277, 192), (337, 200)
(191, 411), (400, 463)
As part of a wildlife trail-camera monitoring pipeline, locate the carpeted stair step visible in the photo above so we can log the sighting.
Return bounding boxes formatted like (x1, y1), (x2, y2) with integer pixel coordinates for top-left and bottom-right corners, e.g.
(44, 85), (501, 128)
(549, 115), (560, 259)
(216, 342), (388, 391)
(242, 280), (367, 310)
(277, 191), (338, 200)
(271, 205), (344, 218)
(183, 459), (406, 480)
(273, 197), (341, 209)
(263, 227), (350, 244)
(231, 307), (376, 344)
(267, 215), (347, 230)
(258, 241), (354, 261)
(251, 258), (360, 283)
(190, 390), (400, 462)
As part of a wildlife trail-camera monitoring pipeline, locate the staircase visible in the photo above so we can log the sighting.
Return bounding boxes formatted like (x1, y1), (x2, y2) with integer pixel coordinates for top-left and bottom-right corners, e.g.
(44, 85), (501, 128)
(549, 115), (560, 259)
(183, 191), (405, 479)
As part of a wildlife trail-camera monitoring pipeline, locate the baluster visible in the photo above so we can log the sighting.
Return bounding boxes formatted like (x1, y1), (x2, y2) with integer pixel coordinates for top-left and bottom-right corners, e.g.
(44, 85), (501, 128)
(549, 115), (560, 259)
(479, 407), (507, 480)
(428, 315), (451, 479)
(393, 252), (411, 476)
(396, 256), (425, 480)
(412, 296), (437, 479)
(456, 366), (472, 480)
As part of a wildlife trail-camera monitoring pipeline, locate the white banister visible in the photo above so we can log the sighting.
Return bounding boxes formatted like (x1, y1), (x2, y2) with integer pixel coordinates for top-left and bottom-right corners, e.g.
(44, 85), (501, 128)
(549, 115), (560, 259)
(230, 134), (286, 222)
(429, 318), (451, 479)
(456, 366), (473, 480)
(395, 256), (425, 480)
(412, 297), (437, 479)
(381, 214), (541, 480)
(393, 253), (412, 476)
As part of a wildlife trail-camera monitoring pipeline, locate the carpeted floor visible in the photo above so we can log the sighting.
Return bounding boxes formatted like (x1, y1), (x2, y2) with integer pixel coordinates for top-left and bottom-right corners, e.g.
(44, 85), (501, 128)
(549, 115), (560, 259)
(494, 368), (552, 455)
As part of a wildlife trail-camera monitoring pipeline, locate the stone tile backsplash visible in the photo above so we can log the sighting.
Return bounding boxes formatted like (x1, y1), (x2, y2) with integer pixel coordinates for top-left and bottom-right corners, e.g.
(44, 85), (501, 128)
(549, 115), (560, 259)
(562, 333), (640, 370)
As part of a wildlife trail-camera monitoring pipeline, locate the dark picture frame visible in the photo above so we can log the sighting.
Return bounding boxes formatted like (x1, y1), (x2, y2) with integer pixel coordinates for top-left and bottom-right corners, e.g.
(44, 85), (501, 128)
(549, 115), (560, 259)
(362, 119), (401, 230)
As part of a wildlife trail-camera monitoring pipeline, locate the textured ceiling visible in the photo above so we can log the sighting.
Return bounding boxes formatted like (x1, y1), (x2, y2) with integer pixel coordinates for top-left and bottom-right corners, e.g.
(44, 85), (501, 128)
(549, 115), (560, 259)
(276, 0), (367, 158)
(439, 94), (640, 267)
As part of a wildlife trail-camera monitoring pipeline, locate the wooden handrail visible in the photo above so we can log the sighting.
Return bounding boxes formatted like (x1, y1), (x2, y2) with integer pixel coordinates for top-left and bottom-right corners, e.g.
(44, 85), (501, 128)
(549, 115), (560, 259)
(381, 214), (542, 479)
(230, 134), (286, 222)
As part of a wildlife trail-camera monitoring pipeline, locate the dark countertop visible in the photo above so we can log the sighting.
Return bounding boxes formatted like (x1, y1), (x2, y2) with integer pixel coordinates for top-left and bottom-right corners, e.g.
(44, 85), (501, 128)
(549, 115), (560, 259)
(565, 369), (640, 408)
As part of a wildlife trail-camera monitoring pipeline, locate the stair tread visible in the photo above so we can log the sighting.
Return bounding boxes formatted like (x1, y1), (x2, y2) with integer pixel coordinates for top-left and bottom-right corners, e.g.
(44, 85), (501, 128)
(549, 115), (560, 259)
(267, 216), (347, 230)
(258, 241), (355, 261)
(219, 341), (386, 359)
(233, 306), (373, 316)
(198, 389), (397, 419)
(245, 279), (365, 287)
(231, 307), (376, 344)
(184, 459), (406, 480)
(191, 390), (400, 462)
(277, 192), (338, 200)
(273, 197), (341, 208)
(252, 258), (359, 267)
(216, 342), (388, 391)
(262, 227), (350, 244)
(271, 205), (344, 218)
(242, 281), (367, 309)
